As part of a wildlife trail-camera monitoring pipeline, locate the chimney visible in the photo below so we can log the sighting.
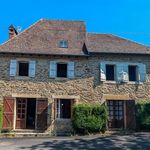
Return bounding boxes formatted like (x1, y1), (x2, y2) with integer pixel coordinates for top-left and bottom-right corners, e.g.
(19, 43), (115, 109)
(8, 25), (18, 39)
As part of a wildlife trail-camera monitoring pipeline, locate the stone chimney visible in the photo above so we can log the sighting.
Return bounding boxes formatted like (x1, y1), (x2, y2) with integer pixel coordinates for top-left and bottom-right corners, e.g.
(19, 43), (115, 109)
(8, 25), (18, 39)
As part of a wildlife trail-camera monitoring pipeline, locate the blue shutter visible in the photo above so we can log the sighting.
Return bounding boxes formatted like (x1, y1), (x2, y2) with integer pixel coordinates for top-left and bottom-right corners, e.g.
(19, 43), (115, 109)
(100, 62), (106, 81)
(49, 61), (57, 78)
(138, 63), (146, 82)
(29, 61), (36, 77)
(67, 62), (75, 79)
(10, 60), (17, 76)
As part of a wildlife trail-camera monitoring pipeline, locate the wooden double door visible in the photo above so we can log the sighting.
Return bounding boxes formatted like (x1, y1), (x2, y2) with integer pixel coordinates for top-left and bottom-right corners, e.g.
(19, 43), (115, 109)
(3, 97), (48, 130)
(107, 100), (136, 129)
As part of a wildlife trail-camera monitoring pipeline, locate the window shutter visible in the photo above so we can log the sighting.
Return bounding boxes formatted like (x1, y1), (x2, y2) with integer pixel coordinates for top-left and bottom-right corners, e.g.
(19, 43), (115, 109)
(29, 61), (36, 77)
(49, 61), (57, 78)
(67, 62), (75, 79)
(10, 60), (17, 76)
(117, 63), (128, 81)
(100, 62), (106, 81)
(138, 63), (146, 82)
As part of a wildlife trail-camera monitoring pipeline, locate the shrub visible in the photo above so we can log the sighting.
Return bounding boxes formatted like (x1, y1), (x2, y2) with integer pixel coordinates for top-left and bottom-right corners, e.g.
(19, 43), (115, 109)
(72, 104), (108, 134)
(0, 105), (3, 129)
(136, 101), (150, 131)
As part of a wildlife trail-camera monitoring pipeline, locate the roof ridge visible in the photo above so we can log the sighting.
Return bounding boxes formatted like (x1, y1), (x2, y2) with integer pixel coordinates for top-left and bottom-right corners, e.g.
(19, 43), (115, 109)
(108, 34), (150, 48)
(87, 32), (150, 48)
(44, 18), (85, 23)
(0, 19), (43, 47)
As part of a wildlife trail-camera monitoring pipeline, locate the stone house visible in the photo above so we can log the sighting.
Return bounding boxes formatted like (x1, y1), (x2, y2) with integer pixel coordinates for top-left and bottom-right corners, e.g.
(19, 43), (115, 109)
(0, 19), (150, 134)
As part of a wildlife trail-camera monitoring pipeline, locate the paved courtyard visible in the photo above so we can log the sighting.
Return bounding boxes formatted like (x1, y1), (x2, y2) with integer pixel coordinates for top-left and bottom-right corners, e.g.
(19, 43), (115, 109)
(0, 132), (149, 150)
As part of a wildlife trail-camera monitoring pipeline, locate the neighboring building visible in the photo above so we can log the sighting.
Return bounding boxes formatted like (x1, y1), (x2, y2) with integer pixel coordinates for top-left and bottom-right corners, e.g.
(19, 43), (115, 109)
(0, 19), (150, 134)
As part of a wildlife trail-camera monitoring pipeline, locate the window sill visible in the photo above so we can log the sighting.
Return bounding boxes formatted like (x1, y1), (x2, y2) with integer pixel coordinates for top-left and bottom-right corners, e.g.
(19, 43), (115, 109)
(14, 76), (31, 80)
(50, 77), (74, 81)
(127, 81), (143, 85)
(102, 81), (144, 85)
(103, 81), (117, 84)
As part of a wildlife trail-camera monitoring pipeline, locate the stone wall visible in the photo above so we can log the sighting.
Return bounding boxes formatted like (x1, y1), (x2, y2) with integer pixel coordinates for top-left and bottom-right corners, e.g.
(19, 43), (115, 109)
(1, 53), (150, 103)
(0, 53), (150, 133)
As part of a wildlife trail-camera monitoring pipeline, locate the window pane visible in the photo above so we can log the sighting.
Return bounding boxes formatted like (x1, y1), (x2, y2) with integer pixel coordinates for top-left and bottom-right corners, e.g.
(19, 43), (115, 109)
(128, 65), (137, 81)
(57, 63), (67, 78)
(19, 62), (29, 76)
(106, 65), (115, 81)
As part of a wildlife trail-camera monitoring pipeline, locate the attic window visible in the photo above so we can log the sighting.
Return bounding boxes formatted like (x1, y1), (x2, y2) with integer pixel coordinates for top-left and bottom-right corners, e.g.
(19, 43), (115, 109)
(59, 40), (68, 48)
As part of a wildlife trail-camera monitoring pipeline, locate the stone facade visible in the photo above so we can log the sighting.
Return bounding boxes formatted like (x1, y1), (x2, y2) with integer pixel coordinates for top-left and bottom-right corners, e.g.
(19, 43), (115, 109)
(0, 53), (150, 133)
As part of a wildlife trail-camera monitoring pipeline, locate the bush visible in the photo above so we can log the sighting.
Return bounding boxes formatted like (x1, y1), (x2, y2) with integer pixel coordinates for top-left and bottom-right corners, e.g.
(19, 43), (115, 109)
(136, 101), (150, 131)
(0, 105), (3, 129)
(72, 104), (108, 134)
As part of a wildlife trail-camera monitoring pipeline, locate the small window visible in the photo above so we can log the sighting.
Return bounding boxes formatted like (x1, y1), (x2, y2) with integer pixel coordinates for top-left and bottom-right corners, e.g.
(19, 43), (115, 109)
(57, 63), (67, 78)
(56, 99), (71, 119)
(18, 62), (29, 76)
(59, 40), (68, 48)
(128, 65), (137, 81)
(106, 64), (115, 81)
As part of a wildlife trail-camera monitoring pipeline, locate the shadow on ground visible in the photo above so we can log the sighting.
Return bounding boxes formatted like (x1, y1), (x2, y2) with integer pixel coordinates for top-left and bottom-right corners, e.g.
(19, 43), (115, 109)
(19, 133), (150, 150)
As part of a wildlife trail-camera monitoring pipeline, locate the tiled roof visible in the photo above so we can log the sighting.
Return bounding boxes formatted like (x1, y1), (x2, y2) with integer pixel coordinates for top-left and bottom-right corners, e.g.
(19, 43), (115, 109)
(0, 19), (87, 55)
(86, 33), (150, 54)
(0, 19), (150, 55)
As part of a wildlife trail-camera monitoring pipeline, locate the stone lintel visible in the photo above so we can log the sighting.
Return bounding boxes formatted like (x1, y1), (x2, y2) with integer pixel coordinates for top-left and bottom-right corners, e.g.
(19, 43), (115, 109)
(102, 94), (129, 101)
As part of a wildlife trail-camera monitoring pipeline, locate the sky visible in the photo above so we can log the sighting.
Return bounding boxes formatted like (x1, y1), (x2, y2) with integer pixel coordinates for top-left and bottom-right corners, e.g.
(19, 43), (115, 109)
(0, 0), (150, 46)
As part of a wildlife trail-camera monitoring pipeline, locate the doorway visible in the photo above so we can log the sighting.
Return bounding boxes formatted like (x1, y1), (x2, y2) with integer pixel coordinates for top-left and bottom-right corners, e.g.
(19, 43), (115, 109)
(107, 100), (124, 128)
(16, 98), (36, 129)
(26, 99), (36, 129)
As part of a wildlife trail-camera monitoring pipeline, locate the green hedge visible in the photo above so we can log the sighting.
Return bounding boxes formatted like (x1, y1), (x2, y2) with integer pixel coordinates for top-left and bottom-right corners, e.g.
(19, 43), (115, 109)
(72, 104), (108, 134)
(136, 101), (150, 131)
(0, 105), (3, 129)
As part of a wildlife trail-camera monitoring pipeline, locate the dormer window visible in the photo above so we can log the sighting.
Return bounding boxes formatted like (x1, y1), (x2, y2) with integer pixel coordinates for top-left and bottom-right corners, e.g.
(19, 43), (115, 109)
(59, 40), (68, 48)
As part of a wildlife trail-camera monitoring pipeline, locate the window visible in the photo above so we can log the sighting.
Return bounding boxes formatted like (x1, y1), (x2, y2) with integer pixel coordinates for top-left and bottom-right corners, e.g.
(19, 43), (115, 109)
(18, 62), (29, 76)
(59, 40), (68, 48)
(57, 63), (67, 78)
(56, 99), (71, 119)
(128, 65), (137, 81)
(106, 64), (115, 81)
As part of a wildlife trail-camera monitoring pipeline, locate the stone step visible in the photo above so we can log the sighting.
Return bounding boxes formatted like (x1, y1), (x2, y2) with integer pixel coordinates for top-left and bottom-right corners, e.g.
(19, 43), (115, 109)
(0, 133), (51, 138)
(14, 129), (44, 133)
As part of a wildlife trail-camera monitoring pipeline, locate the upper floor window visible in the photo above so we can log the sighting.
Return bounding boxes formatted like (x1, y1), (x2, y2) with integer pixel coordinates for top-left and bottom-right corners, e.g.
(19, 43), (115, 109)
(128, 65), (138, 81)
(59, 40), (68, 48)
(18, 62), (29, 76)
(106, 64), (115, 81)
(57, 63), (67, 78)
(49, 61), (74, 79)
(10, 60), (36, 78)
(100, 61), (146, 83)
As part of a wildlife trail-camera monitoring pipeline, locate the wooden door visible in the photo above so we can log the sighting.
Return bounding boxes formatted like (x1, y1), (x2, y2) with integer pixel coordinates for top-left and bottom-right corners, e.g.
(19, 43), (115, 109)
(16, 98), (27, 129)
(36, 99), (48, 130)
(3, 97), (15, 129)
(126, 100), (136, 129)
(107, 100), (124, 128)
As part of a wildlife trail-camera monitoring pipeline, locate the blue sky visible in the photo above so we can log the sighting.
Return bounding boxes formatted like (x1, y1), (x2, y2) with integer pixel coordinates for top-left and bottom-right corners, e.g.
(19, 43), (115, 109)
(0, 0), (150, 46)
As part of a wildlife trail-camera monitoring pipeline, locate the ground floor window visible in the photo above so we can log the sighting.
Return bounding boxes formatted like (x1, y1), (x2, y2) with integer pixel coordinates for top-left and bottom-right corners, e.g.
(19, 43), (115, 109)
(107, 100), (124, 128)
(56, 99), (72, 119)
